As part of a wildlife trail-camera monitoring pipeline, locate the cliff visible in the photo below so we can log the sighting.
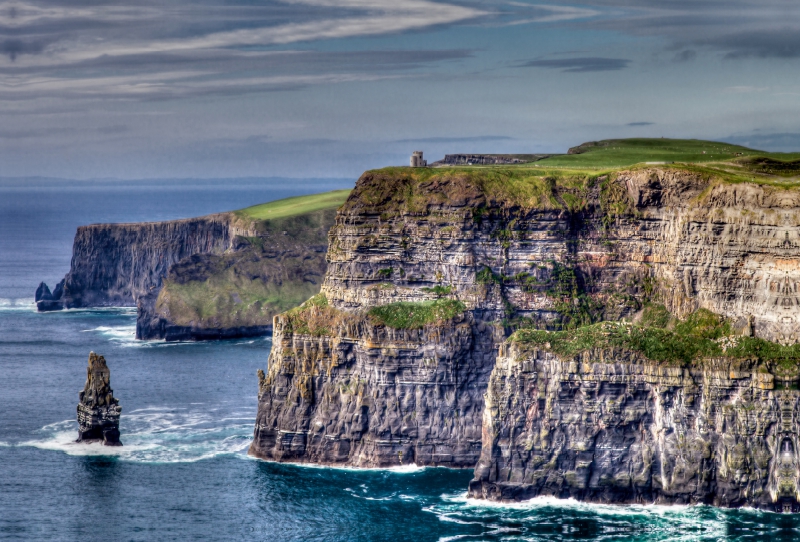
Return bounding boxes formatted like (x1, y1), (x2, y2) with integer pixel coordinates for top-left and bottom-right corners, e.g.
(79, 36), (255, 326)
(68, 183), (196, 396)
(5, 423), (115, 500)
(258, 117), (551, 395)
(136, 207), (337, 341)
(250, 152), (800, 510)
(468, 322), (800, 512)
(38, 213), (245, 310)
(37, 190), (350, 341)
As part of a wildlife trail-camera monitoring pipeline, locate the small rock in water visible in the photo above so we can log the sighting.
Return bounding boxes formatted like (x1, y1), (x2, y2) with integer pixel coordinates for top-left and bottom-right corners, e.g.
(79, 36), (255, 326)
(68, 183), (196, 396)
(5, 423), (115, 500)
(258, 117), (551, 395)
(77, 352), (122, 446)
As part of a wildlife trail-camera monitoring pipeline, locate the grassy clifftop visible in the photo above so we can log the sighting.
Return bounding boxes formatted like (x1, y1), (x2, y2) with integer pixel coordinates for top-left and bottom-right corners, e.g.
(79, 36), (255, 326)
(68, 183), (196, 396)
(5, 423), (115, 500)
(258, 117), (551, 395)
(236, 189), (351, 222)
(513, 306), (800, 368)
(541, 137), (800, 168)
(344, 139), (800, 218)
(143, 190), (350, 340)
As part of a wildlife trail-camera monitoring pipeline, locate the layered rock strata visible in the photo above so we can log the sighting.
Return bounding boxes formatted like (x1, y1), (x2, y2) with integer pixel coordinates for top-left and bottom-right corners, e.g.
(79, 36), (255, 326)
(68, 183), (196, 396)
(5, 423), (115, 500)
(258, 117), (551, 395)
(77, 352), (122, 446)
(468, 342), (800, 512)
(136, 208), (335, 341)
(36, 205), (338, 341)
(38, 213), (248, 310)
(252, 166), (800, 488)
(251, 310), (496, 466)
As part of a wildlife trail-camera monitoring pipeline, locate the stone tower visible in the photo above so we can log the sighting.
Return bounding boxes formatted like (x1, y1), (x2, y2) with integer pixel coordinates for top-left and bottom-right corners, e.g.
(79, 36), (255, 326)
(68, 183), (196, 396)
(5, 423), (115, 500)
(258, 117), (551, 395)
(410, 151), (427, 167)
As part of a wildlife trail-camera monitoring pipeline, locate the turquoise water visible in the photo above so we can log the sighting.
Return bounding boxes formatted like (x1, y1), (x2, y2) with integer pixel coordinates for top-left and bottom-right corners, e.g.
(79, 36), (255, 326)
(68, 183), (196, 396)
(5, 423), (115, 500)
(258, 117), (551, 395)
(1, 179), (800, 540)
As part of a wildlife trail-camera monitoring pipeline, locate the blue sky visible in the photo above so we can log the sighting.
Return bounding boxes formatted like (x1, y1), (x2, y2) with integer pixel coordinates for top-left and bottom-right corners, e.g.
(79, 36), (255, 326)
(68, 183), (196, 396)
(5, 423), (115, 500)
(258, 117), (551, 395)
(2, 0), (800, 179)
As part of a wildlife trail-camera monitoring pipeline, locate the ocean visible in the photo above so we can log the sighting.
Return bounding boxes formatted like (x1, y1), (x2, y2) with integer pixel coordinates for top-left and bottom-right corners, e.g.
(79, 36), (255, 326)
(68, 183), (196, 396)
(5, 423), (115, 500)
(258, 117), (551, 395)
(1, 178), (798, 541)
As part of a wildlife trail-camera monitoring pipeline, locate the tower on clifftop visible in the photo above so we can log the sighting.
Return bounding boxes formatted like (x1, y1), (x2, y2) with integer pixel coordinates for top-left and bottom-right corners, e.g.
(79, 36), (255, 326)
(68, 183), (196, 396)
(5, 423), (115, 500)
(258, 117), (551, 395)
(410, 151), (427, 167)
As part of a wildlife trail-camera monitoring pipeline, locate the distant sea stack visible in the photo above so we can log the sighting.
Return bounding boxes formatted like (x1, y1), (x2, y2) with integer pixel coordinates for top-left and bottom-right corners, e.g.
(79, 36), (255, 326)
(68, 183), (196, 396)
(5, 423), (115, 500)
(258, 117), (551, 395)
(77, 352), (122, 446)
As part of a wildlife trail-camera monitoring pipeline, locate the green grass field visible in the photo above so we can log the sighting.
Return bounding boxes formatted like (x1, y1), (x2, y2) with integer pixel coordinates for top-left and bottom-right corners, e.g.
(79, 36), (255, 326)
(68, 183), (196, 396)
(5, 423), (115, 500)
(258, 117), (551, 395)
(236, 189), (351, 221)
(534, 138), (800, 169)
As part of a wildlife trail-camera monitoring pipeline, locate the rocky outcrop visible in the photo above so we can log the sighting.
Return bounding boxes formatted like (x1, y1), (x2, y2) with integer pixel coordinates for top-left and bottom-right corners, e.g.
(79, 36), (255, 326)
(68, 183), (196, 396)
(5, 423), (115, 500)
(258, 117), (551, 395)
(468, 341), (800, 512)
(35, 280), (64, 311)
(77, 352), (122, 446)
(251, 164), (800, 504)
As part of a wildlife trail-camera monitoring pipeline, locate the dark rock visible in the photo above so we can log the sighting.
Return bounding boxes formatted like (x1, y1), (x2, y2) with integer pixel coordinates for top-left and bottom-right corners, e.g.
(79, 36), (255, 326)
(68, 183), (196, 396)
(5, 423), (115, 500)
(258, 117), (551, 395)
(77, 352), (122, 446)
(36, 299), (64, 312)
(35, 282), (52, 302)
(51, 279), (64, 301)
(36, 280), (65, 311)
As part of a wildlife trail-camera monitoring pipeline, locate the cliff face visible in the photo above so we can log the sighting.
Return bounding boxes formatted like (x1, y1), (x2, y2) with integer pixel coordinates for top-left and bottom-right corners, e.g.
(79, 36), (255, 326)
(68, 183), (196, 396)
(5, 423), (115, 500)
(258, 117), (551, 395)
(468, 342), (800, 512)
(36, 192), (345, 340)
(136, 209), (335, 341)
(46, 213), (248, 309)
(251, 165), (800, 505)
(251, 305), (495, 466)
(618, 171), (800, 344)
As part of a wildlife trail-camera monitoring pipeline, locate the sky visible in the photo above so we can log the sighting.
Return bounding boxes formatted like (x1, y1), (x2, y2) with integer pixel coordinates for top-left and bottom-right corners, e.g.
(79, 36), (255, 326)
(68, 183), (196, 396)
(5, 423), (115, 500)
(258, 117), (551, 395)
(2, 0), (800, 179)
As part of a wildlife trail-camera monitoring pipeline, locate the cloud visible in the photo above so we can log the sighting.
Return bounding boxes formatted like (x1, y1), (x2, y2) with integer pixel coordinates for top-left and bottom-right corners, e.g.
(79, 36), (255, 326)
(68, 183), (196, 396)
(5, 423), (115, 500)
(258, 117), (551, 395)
(0, 48), (473, 102)
(0, 0), (484, 64)
(626, 122), (654, 126)
(395, 135), (514, 143)
(519, 57), (630, 72)
(0, 38), (52, 61)
(0, 0), (483, 103)
(573, 1), (800, 60)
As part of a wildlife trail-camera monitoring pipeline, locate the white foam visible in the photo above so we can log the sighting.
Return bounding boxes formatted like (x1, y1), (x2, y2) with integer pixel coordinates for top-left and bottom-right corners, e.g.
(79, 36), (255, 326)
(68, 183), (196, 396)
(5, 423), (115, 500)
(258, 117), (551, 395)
(0, 298), (36, 311)
(424, 492), (729, 541)
(81, 323), (170, 348)
(247, 455), (429, 473)
(445, 492), (706, 516)
(19, 409), (256, 464)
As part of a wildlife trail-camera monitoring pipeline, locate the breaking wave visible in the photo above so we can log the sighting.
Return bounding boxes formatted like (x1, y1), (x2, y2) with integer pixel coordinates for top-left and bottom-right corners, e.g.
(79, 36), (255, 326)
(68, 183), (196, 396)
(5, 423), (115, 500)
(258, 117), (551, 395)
(19, 406), (255, 463)
(0, 298), (35, 311)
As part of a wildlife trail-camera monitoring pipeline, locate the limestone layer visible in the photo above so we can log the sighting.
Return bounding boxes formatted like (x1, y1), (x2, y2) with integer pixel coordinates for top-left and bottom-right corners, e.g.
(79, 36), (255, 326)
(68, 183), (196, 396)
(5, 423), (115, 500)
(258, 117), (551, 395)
(469, 343), (800, 512)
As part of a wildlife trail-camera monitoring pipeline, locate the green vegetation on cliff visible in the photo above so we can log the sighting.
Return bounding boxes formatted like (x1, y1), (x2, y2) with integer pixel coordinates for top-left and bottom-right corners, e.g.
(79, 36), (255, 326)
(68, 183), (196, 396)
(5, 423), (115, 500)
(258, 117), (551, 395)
(537, 138), (800, 169)
(151, 192), (350, 337)
(236, 189), (351, 221)
(281, 294), (468, 335)
(513, 308), (800, 366)
(367, 299), (466, 329)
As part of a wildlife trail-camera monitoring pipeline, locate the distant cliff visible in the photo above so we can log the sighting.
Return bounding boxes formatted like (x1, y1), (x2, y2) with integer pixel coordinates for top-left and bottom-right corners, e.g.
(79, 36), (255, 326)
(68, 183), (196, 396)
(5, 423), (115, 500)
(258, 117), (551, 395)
(136, 208), (337, 341)
(36, 213), (243, 310)
(37, 190), (350, 341)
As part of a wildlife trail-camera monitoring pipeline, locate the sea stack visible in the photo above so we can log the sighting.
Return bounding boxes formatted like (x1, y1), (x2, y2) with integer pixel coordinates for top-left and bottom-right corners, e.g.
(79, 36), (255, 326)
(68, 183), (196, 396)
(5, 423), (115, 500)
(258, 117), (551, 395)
(77, 352), (122, 446)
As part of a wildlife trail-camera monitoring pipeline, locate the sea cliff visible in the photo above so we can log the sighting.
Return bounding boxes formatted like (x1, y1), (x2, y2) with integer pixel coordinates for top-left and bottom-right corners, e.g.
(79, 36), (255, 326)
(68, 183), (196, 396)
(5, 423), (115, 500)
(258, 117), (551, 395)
(37, 190), (349, 341)
(251, 155), (800, 509)
(468, 334), (800, 512)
